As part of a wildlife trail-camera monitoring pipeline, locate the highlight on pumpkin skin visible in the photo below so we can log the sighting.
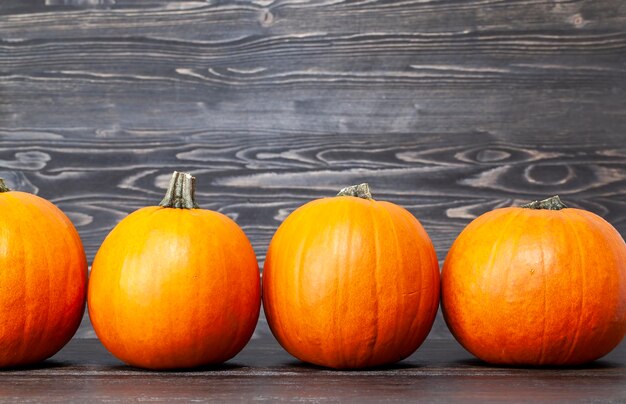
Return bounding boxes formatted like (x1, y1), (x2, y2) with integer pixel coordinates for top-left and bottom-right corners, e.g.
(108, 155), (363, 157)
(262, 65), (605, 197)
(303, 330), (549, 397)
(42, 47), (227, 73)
(0, 177), (87, 368)
(441, 196), (626, 366)
(262, 183), (440, 369)
(88, 170), (261, 370)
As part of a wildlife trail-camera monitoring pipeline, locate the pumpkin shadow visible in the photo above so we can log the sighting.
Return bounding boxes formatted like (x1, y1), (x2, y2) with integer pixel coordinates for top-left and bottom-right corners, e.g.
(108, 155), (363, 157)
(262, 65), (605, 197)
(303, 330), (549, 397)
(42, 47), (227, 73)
(108, 362), (245, 373)
(456, 358), (622, 370)
(284, 360), (422, 371)
(0, 360), (67, 371)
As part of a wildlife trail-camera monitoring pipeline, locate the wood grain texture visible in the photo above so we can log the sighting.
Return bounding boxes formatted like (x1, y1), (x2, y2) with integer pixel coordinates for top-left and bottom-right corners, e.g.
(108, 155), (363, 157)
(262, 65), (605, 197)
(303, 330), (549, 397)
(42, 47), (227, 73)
(0, 0), (624, 340)
(0, 337), (624, 403)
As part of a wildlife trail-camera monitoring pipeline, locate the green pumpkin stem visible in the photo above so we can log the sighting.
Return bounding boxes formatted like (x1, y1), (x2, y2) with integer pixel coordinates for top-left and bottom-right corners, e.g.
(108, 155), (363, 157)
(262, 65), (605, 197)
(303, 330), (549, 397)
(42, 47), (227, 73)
(337, 183), (373, 200)
(159, 171), (199, 209)
(521, 195), (567, 210)
(0, 178), (10, 193)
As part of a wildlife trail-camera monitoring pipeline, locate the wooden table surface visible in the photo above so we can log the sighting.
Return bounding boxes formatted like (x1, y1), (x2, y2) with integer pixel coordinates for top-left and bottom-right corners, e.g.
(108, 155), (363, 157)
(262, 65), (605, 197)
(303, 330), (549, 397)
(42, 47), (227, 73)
(1, 337), (624, 403)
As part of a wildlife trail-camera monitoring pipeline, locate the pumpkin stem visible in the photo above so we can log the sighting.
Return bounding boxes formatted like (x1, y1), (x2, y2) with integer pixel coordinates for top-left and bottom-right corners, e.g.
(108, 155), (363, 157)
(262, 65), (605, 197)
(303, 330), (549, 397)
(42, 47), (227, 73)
(0, 178), (10, 193)
(337, 183), (373, 200)
(159, 171), (199, 209)
(521, 195), (567, 210)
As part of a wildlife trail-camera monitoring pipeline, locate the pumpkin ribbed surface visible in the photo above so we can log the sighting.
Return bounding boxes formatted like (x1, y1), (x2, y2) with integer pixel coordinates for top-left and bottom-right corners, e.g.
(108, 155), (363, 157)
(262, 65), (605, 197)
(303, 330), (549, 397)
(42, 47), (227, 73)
(88, 173), (261, 370)
(0, 191), (87, 367)
(442, 206), (626, 365)
(263, 194), (440, 369)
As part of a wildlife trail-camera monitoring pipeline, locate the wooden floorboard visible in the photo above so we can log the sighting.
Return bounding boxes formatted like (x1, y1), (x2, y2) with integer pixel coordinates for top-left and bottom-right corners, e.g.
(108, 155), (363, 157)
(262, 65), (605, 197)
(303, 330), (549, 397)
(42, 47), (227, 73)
(0, 337), (624, 402)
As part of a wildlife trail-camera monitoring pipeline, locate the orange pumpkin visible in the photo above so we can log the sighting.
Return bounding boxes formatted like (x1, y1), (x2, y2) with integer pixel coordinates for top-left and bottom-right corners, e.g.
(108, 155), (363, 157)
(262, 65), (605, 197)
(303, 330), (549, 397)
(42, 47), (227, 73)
(0, 179), (87, 367)
(263, 184), (440, 369)
(88, 172), (261, 370)
(442, 196), (626, 365)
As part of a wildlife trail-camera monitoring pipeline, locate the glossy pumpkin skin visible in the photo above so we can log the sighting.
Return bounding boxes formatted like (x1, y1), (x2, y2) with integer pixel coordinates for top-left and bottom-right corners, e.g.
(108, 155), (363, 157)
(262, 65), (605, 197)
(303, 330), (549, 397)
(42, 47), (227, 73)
(442, 207), (626, 366)
(88, 206), (261, 370)
(263, 195), (440, 369)
(0, 190), (87, 367)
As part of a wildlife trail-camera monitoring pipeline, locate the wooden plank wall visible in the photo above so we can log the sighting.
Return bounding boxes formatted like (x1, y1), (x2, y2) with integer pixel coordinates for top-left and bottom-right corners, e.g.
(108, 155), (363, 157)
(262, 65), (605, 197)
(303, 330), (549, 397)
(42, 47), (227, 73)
(1, 0), (624, 339)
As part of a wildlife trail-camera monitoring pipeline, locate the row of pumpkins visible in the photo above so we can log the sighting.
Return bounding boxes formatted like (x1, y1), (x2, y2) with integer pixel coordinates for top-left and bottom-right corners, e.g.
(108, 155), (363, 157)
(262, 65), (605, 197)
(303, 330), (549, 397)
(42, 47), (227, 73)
(0, 172), (624, 370)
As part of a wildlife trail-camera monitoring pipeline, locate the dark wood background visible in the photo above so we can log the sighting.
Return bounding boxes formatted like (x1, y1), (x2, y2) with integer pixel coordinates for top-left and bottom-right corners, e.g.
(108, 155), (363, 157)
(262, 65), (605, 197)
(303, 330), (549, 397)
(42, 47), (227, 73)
(0, 0), (624, 341)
